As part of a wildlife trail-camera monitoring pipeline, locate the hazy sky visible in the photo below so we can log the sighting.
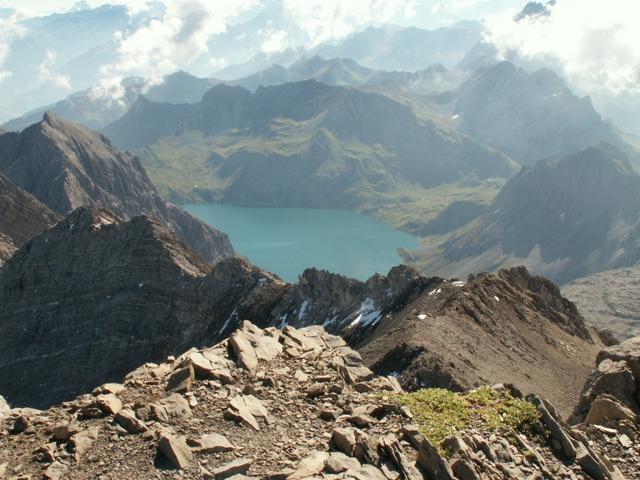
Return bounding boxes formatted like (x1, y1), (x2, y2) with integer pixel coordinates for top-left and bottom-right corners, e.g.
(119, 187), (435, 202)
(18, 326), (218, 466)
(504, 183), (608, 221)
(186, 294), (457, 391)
(1, 0), (525, 28)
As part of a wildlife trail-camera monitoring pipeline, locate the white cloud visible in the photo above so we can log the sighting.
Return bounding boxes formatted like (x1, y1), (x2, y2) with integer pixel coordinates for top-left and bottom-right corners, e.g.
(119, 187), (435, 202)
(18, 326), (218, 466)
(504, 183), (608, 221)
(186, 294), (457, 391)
(0, 11), (26, 83)
(432, 0), (493, 14)
(38, 50), (72, 90)
(261, 30), (289, 54)
(484, 0), (640, 99)
(282, 0), (416, 48)
(92, 0), (257, 99)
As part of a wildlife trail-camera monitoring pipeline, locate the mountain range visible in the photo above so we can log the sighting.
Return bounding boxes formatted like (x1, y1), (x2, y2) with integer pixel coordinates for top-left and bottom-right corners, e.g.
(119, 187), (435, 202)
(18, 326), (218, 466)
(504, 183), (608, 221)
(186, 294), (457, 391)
(102, 80), (515, 232)
(0, 113), (233, 264)
(452, 62), (627, 165)
(4, 71), (220, 132)
(404, 144), (640, 285)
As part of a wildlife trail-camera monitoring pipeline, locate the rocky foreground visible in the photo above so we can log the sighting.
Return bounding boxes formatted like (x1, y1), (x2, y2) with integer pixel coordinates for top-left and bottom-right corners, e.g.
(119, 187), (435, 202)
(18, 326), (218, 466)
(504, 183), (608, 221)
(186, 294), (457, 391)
(1, 322), (638, 480)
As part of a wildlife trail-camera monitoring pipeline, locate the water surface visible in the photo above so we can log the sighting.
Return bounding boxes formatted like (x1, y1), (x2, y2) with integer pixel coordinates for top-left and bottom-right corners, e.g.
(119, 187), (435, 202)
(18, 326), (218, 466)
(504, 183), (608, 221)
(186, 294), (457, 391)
(183, 203), (418, 282)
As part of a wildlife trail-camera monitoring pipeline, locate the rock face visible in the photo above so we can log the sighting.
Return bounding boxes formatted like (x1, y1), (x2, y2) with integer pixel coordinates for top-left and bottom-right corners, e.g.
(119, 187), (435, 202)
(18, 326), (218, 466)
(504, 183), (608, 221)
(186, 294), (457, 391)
(0, 322), (636, 480)
(406, 144), (640, 285)
(0, 207), (280, 407)
(0, 173), (60, 263)
(0, 113), (233, 264)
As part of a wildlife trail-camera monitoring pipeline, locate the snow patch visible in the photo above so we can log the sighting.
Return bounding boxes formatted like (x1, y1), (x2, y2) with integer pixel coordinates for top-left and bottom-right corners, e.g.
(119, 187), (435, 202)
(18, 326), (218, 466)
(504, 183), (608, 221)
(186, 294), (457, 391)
(298, 300), (310, 319)
(349, 298), (382, 328)
(451, 281), (465, 287)
(418, 314), (427, 320)
(220, 308), (238, 334)
(493, 296), (500, 302)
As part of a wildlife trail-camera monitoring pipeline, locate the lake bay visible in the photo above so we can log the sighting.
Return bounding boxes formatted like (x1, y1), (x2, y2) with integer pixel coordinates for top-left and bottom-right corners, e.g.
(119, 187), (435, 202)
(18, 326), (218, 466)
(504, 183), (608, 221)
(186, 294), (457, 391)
(183, 204), (418, 282)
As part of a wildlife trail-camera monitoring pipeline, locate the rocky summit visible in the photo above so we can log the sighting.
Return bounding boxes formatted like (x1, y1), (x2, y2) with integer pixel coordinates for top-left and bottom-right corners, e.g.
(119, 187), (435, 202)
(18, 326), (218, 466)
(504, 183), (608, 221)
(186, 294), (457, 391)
(0, 322), (638, 480)
(0, 113), (233, 264)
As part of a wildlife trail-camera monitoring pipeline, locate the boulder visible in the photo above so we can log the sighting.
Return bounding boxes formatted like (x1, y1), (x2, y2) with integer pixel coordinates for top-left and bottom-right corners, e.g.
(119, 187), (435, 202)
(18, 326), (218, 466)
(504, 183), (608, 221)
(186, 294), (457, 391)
(585, 394), (639, 426)
(598, 336), (640, 381)
(378, 434), (422, 480)
(0, 395), (9, 420)
(96, 393), (123, 415)
(416, 436), (454, 480)
(288, 451), (329, 479)
(189, 433), (235, 453)
(325, 452), (361, 473)
(69, 426), (100, 459)
(211, 458), (252, 479)
(225, 395), (271, 430)
(115, 409), (148, 434)
(529, 395), (576, 460)
(331, 427), (357, 456)
(44, 461), (69, 480)
(158, 433), (192, 469)
(166, 365), (195, 393)
(571, 359), (638, 423)
(53, 421), (83, 441)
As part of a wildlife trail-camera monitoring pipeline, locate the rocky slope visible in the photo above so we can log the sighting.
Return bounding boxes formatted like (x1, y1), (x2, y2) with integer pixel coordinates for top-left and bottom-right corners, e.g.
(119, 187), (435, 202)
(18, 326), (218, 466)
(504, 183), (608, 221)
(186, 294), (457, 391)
(405, 144), (640, 285)
(563, 265), (640, 341)
(0, 206), (608, 416)
(0, 173), (60, 263)
(0, 113), (233, 264)
(0, 321), (637, 480)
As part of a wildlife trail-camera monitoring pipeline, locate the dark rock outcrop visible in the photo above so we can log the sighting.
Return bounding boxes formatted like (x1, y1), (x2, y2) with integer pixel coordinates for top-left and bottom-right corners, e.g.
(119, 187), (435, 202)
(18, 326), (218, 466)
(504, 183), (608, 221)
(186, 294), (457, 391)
(0, 207), (277, 408)
(0, 173), (60, 263)
(571, 336), (640, 427)
(0, 113), (233, 264)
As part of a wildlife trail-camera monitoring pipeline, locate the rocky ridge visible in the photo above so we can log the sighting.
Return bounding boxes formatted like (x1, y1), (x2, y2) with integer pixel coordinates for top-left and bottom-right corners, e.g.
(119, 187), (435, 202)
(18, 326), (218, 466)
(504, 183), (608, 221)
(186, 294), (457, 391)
(0, 206), (610, 416)
(0, 173), (60, 263)
(0, 113), (233, 264)
(0, 321), (637, 480)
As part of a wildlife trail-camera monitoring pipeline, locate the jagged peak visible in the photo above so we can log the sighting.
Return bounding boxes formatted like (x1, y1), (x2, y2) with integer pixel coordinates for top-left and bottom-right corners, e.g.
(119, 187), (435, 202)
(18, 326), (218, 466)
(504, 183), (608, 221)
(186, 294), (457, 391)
(53, 206), (123, 233)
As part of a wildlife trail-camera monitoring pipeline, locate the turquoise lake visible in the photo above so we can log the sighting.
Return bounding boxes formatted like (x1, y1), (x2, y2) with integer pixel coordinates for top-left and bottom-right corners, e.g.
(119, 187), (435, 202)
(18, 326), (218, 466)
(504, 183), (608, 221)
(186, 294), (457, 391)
(183, 204), (418, 283)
